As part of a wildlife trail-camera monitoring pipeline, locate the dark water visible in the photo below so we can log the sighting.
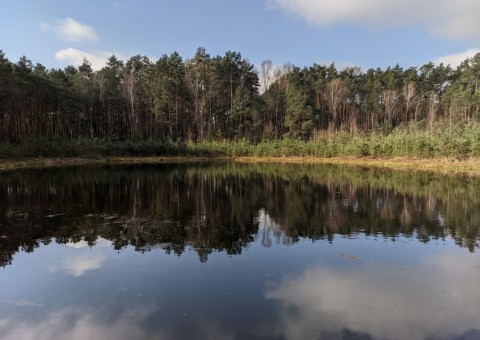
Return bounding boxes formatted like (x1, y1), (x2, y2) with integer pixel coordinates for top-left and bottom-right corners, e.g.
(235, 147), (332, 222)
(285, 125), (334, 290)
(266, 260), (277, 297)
(1, 163), (479, 340)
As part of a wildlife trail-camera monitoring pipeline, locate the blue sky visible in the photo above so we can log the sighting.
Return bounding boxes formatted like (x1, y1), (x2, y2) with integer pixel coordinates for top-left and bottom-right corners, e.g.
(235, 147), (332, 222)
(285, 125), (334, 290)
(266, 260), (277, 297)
(1, 0), (479, 71)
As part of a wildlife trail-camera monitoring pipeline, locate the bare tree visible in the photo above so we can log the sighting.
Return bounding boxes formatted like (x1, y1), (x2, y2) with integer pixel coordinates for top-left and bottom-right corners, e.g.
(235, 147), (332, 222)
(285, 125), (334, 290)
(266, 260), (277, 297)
(402, 81), (417, 124)
(122, 69), (135, 137)
(326, 78), (348, 129)
(383, 89), (398, 125)
(427, 96), (437, 133)
(259, 60), (272, 94)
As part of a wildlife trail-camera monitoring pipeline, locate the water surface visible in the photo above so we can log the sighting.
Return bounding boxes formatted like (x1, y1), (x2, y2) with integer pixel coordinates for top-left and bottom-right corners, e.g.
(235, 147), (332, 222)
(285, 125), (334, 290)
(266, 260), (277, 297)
(1, 163), (479, 339)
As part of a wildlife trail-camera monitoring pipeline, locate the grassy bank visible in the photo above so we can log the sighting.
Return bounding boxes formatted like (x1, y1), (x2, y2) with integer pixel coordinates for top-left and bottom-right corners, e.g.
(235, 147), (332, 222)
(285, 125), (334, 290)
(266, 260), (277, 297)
(3, 122), (480, 159)
(1, 123), (480, 173)
(2, 156), (480, 176)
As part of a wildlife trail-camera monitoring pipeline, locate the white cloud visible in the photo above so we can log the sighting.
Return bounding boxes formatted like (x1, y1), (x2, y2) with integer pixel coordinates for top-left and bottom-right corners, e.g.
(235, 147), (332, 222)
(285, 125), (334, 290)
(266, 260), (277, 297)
(55, 48), (126, 70)
(42, 17), (99, 43)
(266, 0), (480, 42)
(433, 48), (480, 68)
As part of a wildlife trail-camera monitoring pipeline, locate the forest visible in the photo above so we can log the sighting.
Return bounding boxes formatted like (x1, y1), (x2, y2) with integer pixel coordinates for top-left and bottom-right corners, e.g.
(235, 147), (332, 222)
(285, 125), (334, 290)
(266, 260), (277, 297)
(1, 48), (480, 158)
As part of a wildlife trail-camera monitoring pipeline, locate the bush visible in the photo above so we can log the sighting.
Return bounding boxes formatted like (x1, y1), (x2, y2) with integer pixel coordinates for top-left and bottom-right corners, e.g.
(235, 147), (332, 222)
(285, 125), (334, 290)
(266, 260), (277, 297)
(2, 121), (480, 160)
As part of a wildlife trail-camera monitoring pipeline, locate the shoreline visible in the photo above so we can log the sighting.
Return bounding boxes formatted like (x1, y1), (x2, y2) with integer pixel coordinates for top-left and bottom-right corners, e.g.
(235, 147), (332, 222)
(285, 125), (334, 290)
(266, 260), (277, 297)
(0, 156), (228, 172)
(1, 156), (480, 175)
(234, 156), (480, 174)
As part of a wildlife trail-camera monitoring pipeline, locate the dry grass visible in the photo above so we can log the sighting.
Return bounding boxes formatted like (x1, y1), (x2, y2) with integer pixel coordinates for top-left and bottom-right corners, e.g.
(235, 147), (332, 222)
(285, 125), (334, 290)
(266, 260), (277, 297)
(1, 156), (480, 176)
(234, 156), (480, 175)
(0, 157), (228, 172)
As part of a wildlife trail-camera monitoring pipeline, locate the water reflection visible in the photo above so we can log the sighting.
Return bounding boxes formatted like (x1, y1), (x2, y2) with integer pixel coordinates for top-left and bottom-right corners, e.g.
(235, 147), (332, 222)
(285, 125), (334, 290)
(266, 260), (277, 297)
(2, 235), (478, 340)
(265, 249), (480, 340)
(50, 239), (110, 277)
(1, 163), (480, 267)
(1, 163), (480, 339)
(0, 305), (160, 340)
(1, 302), (246, 340)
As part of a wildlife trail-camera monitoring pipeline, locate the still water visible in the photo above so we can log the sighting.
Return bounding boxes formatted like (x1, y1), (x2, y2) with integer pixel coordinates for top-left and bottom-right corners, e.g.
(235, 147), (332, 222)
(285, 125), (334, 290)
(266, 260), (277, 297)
(0, 163), (479, 340)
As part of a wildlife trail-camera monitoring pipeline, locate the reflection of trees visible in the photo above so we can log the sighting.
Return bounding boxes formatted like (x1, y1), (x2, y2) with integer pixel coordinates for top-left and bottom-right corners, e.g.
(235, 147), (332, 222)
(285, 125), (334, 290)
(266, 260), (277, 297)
(1, 163), (480, 267)
(256, 209), (295, 248)
(243, 164), (480, 251)
(0, 165), (263, 266)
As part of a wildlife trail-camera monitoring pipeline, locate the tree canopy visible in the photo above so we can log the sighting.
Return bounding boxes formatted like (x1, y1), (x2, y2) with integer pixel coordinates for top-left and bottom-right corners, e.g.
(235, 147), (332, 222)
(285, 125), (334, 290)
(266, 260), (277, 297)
(1, 48), (479, 143)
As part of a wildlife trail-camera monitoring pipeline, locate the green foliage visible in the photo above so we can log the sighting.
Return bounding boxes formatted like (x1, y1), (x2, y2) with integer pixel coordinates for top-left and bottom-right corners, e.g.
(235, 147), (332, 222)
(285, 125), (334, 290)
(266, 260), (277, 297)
(1, 48), (480, 158)
(2, 121), (480, 159)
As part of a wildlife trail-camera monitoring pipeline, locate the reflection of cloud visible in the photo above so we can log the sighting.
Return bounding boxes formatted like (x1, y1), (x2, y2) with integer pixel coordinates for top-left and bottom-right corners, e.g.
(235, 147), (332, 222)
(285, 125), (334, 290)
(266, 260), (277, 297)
(52, 238), (111, 276)
(65, 238), (111, 249)
(65, 240), (90, 249)
(0, 305), (161, 340)
(265, 251), (480, 340)
(59, 253), (106, 277)
(0, 304), (238, 340)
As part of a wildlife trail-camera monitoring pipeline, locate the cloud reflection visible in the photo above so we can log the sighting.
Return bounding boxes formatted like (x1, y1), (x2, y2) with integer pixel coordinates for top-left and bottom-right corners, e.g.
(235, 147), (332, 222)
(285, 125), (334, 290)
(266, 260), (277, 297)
(0, 305), (161, 340)
(265, 251), (480, 340)
(50, 238), (111, 277)
(58, 253), (106, 277)
(0, 304), (238, 340)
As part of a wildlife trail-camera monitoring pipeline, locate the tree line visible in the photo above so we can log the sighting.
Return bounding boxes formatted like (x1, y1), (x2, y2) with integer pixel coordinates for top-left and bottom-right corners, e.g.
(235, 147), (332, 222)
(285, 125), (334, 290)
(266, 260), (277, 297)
(1, 48), (479, 143)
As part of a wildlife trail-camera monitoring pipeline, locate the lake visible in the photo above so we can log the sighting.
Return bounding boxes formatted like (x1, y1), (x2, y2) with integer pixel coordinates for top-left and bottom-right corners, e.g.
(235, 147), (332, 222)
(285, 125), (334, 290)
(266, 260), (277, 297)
(1, 163), (479, 340)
